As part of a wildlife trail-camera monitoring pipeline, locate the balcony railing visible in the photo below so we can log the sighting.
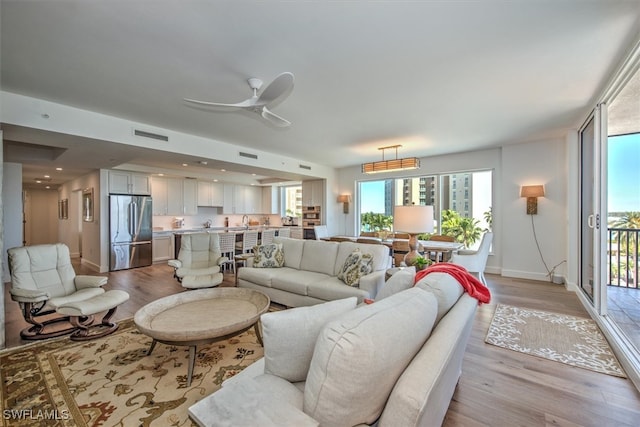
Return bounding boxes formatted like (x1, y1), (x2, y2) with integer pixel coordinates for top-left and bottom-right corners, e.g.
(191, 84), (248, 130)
(608, 227), (640, 289)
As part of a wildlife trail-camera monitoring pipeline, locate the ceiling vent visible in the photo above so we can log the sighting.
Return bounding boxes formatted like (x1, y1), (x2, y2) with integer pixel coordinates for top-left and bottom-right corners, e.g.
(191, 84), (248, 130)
(239, 151), (258, 160)
(299, 164), (311, 170)
(133, 129), (169, 142)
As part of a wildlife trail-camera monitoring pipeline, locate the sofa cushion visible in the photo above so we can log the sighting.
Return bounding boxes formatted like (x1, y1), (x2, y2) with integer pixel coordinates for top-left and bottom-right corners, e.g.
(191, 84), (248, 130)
(252, 243), (285, 268)
(261, 297), (357, 382)
(307, 276), (371, 303)
(334, 242), (389, 275)
(376, 266), (416, 300)
(337, 249), (374, 287)
(415, 271), (464, 323)
(271, 269), (330, 296)
(303, 287), (438, 426)
(274, 237), (305, 269)
(299, 240), (339, 276)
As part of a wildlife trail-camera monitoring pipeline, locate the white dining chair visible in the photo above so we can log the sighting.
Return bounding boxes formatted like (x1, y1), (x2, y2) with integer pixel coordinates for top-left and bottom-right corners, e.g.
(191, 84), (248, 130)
(313, 225), (328, 240)
(450, 232), (493, 285)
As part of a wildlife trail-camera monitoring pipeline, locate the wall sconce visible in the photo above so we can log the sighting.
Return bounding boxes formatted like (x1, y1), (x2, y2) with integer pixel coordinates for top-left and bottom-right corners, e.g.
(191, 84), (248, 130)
(337, 194), (351, 214)
(520, 185), (545, 215)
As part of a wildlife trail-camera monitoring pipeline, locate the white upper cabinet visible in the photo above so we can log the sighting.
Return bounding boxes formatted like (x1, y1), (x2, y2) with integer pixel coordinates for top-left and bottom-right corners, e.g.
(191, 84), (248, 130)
(197, 181), (224, 207)
(109, 171), (151, 195)
(183, 179), (198, 215)
(262, 186), (280, 214)
(223, 184), (263, 214)
(151, 176), (168, 215)
(301, 179), (325, 207)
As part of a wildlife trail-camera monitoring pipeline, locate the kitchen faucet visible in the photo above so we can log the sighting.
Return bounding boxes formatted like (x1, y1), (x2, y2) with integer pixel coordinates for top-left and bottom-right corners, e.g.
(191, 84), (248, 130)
(242, 215), (249, 228)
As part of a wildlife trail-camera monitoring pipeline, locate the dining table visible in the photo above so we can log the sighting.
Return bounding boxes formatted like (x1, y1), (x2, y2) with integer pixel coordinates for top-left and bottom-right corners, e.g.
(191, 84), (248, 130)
(324, 236), (464, 263)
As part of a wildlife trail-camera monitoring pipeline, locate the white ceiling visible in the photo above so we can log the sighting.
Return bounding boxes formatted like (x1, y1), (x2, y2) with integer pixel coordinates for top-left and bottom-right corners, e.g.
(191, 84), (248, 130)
(2, 1), (640, 188)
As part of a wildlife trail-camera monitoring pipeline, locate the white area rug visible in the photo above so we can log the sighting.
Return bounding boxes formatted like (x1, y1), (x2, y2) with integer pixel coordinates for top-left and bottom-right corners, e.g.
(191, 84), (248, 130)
(486, 304), (626, 377)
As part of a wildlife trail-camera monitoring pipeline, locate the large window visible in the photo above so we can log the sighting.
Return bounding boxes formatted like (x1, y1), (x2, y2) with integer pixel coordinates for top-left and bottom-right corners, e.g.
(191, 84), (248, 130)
(358, 170), (493, 247)
(281, 185), (302, 218)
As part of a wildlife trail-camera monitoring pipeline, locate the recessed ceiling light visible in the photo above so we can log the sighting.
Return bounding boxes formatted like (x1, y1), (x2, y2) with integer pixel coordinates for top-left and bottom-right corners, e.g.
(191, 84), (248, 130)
(44, 175), (50, 178)
(158, 173), (164, 176)
(182, 163), (188, 167)
(56, 167), (63, 171)
(252, 173), (256, 176)
(35, 180), (42, 184)
(45, 186), (50, 189)
(221, 169), (226, 172)
(213, 179), (218, 182)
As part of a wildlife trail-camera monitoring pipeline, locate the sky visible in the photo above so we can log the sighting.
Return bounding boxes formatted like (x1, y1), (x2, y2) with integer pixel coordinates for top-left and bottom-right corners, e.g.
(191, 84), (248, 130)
(360, 181), (386, 213)
(608, 133), (640, 213)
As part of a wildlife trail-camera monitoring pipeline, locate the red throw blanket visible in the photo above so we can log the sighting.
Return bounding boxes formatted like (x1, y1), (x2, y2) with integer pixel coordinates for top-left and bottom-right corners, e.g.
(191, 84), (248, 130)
(414, 263), (491, 304)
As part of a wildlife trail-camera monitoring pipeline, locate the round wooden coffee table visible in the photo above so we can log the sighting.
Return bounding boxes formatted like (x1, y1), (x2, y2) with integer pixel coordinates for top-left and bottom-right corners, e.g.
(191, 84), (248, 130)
(134, 287), (270, 386)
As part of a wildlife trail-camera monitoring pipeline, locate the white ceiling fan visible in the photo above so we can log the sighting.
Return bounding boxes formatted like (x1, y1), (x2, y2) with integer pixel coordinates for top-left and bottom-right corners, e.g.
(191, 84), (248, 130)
(184, 72), (294, 127)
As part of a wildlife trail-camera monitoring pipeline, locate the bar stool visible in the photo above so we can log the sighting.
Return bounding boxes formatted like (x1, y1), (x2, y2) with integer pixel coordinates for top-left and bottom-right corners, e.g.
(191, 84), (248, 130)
(218, 232), (237, 273)
(236, 230), (259, 254)
(260, 229), (276, 245)
(277, 228), (290, 238)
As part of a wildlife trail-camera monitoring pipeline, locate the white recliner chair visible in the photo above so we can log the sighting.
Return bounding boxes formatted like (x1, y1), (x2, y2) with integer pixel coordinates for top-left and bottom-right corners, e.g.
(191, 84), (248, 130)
(168, 232), (225, 289)
(8, 243), (129, 341)
(450, 232), (493, 285)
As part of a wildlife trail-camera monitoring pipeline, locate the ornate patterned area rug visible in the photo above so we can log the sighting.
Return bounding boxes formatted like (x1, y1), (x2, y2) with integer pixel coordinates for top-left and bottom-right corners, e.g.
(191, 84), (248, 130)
(486, 304), (626, 378)
(0, 318), (263, 426)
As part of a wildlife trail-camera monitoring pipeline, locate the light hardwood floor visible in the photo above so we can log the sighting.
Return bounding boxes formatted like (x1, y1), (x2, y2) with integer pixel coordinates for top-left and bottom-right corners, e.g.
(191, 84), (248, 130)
(3, 263), (640, 426)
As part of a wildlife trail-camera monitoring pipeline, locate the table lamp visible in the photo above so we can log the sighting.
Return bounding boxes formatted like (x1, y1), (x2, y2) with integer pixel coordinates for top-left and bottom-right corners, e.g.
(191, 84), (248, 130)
(393, 205), (434, 266)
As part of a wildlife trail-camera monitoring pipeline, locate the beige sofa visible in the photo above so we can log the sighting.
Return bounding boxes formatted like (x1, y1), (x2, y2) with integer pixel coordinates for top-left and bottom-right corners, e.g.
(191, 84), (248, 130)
(189, 268), (478, 427)
(237, 237), (391, 306)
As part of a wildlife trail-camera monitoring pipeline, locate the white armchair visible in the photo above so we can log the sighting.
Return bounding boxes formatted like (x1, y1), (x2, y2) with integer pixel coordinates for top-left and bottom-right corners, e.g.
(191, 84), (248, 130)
(7, 243), (108, 340)
(168, 233), (225, 289)
(450, 232), (493, 285)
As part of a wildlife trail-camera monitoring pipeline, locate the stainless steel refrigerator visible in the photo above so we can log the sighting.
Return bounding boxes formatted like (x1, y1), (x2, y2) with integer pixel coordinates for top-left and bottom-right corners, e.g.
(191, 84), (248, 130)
(109, 195), (153, 271)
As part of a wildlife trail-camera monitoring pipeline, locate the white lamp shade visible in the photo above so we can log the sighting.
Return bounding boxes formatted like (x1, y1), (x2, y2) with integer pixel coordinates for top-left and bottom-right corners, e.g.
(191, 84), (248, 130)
(393, 205), (434, 234)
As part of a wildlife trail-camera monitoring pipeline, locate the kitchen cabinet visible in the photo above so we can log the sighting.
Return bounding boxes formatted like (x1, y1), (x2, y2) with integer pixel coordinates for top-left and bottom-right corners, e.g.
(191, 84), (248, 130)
(152, 232), (174, 263)
(151, 177), (197, 216)
(183, 179), (198, 215)
(262, 186), (280, 214)
(109, 171), (151, 195)
(223, 184), (262, 214)
(301, 179), (325, 207)
(151, 177), (169, 215)
(197, 181), (224, 207)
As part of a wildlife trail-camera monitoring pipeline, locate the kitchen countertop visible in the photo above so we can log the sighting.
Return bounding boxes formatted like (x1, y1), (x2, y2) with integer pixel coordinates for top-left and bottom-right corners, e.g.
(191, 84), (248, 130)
(153, 225), (295, 235)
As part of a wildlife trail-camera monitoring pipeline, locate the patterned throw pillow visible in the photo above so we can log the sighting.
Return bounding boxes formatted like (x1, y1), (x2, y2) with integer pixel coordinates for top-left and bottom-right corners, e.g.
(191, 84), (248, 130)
(253, 243), (285, 268)
(337, 249), (374, 287)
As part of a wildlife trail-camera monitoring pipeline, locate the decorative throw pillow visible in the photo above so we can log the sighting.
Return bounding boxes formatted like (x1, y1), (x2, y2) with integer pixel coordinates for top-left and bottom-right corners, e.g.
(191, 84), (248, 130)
(337, 249), (374, 287)
(252, 243), (285, 268)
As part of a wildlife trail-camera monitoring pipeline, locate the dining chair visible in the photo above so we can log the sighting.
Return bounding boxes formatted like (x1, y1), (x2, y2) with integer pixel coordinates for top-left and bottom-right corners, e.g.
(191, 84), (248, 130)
(260, 229), (276, 245)
(450, 232), (493, 285)
(313, 225), (329, 240)
(392, 239), (411, 267)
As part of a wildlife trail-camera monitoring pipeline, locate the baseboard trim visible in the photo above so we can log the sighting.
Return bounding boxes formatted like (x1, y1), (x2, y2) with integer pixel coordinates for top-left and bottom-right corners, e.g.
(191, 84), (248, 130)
(80, 258), (100, 273)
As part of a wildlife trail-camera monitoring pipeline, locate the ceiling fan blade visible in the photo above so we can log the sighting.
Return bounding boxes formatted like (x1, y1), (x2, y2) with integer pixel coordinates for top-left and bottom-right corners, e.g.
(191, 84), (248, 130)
(261, 106), (291, 127)
(183, 97), (255, 108)
(256, 72), (294, 106)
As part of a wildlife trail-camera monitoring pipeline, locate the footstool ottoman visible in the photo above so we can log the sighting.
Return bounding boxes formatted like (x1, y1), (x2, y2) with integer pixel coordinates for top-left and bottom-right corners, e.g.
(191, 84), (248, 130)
(57, 290), (130, 341)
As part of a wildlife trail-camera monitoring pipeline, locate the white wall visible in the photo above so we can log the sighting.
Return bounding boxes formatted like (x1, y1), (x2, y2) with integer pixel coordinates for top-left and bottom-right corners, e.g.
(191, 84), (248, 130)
(501, 138), (568, 281)
(0, 134), (4, 348)
(2, 162), (23, 282)
(58, 170), (103, 271)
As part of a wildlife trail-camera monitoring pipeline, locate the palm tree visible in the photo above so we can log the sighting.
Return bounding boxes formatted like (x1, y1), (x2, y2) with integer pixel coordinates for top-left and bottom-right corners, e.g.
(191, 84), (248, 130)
(608, 212), (640, 286)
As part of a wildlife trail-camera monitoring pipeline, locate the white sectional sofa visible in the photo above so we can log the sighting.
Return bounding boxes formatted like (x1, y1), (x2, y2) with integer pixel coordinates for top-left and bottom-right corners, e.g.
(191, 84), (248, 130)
(237, 237), (391, 306)
(189, 268), (479, 427)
